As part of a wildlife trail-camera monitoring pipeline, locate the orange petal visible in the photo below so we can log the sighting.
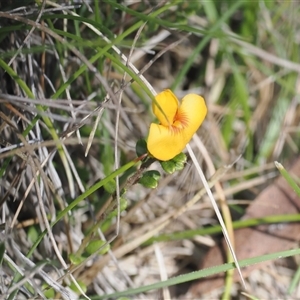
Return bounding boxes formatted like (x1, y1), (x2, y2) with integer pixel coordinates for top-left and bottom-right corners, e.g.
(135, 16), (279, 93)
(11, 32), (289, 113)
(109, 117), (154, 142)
(147, 123), (187, 161)
(152, 89), (178, 126)
(147, 94), (207, 161)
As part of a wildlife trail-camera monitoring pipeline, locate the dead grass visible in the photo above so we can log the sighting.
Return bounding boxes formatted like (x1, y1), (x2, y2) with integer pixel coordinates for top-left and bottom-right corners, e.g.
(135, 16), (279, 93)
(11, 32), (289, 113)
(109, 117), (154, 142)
(0, 1), (300, 299)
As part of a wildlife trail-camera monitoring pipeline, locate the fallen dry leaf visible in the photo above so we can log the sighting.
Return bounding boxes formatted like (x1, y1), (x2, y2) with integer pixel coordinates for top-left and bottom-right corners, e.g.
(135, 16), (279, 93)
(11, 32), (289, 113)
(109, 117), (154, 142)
(190, 157), (300, 297)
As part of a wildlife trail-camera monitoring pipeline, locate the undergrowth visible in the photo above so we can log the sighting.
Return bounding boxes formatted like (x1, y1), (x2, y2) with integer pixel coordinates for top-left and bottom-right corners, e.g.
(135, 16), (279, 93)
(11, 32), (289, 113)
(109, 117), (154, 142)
(0, 1), (299, 299)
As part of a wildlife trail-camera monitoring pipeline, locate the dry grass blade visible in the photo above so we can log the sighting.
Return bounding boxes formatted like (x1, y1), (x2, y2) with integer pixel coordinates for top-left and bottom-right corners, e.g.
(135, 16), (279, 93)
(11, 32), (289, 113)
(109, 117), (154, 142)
(187, 144), (246, 290)
(85, 103), (106, 157)
(0, 11), (117, 102)
(44, 0), (157, 96)
(4, 250), (77, 300)
(1, 1), (299, 299)
(7, 0), (46, 68)
(229, 31), (300, 73)
(78, 161), (235, 285)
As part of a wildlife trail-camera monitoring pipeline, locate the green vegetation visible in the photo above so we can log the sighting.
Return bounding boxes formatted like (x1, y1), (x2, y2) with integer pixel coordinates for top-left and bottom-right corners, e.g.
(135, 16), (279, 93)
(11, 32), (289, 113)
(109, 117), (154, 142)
(0, 1), (299, 299)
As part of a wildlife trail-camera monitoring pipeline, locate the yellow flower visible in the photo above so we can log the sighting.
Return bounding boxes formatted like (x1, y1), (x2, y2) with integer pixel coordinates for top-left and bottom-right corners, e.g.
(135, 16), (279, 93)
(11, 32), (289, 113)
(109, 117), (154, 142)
(147, 89), (207, 161)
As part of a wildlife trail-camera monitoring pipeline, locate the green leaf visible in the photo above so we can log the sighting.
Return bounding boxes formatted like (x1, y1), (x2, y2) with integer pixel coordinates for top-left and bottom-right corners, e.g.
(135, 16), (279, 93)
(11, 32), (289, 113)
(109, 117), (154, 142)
(69, 280), (87, 294)
(160, 153), (187, 174)
(85, 240), (109, 256)
(107, 197), (128, 218)
(160, 160), (176, 174)
(103, 179), (116, 194)
(0, 242), (5, 266)
(42, 284), (55, 299)
(138, 170), (161, 188)
(172, 152), (187, 164)
(69, 253), (85, 265)
(27, 226), (40, 244)
(136, 139), (148, 157)
(174, 161), (185, 171)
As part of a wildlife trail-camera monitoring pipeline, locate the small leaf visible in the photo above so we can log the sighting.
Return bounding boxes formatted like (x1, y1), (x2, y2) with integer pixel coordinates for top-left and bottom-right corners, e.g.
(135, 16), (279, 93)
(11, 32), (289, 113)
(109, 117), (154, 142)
(139, 176), (158, 189)
(42, 284), (55, 299)
(148, 170), (161, 180)
(0, 242), (5, 266)
(138, 170), (161, 188)
(85, 239), (110, 255)
(107, 197), (128, 218)
(69, 280), (87, 294)
(28, 226), (39, 244)
(175, 161), (185, 171)
(160, 153), (186, 174)
(160, 160), (176, 174)
(172, 152), (187, 164)
(69, 253), (85, 265)
(120, 197), (128, 212)
(99, 243), (110, 255)
(136, 139), (148, 157)
(103, 179), (116, 194)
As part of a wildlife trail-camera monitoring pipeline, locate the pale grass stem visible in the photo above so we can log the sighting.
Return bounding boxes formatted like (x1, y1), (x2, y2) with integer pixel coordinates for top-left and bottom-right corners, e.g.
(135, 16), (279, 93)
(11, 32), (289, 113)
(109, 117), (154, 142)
(186, 143), (246, 290)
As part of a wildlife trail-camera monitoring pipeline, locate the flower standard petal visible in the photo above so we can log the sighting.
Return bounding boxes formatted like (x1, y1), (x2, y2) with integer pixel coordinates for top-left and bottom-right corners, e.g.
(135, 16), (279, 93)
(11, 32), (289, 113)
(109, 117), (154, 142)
(177, 93), (207, 141)
(152, 89), (178, 126)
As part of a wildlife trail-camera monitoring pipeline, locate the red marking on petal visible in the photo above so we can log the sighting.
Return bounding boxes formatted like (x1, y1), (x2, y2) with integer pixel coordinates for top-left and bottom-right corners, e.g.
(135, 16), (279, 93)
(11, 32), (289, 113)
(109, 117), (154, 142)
(176, 110), (189, 127)
(168, 110), (189, 135)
